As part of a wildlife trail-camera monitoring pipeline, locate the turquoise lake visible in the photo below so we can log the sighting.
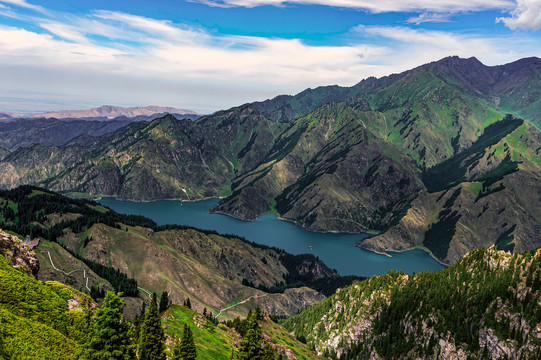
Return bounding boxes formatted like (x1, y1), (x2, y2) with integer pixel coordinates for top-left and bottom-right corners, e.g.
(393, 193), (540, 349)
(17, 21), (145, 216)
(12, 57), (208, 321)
(99, 197), (444, 277)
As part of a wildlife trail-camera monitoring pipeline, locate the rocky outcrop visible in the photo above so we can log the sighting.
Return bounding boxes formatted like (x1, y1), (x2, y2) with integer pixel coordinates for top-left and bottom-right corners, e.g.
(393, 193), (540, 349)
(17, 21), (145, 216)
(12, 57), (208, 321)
(0, 229), (39, 278)
(282, 247), (541, 359)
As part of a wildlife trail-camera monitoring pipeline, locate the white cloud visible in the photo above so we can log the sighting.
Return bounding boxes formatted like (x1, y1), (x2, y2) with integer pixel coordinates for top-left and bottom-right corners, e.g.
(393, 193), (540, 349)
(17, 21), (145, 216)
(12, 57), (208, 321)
(0, 0), (46, 13)
(405, 13), (453, 24)
(0, 4), (540, 113)
(0, 25), (126, 68)
(191, 0), (514, 13)
(93, 10), (205, 43)
(352, 25), (535, 68)
(497, 0), (541, 30)
(40, 22), (91, 44)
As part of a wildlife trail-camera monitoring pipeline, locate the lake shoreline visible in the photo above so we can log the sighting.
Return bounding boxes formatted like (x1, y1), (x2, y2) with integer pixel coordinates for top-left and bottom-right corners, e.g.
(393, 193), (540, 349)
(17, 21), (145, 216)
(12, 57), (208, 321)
(98, 197), (445, 277)
(355, 242), (449, 267)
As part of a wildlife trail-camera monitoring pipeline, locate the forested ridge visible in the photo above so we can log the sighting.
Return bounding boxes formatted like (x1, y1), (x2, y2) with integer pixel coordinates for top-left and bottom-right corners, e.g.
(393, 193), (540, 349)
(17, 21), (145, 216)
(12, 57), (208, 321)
(282, 247), (541, 359)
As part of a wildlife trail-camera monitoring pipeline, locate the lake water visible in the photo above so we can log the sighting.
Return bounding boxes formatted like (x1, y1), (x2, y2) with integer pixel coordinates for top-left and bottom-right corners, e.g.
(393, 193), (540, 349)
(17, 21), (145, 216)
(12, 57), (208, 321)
(99, 197), (444, 277)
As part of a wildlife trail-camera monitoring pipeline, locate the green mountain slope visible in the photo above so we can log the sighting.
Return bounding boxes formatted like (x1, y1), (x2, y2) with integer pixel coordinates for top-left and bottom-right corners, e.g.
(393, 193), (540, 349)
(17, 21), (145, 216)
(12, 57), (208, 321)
(0, 231), (93, 359)
(282, 246), (541, 359)
(424, 56), (541, 128)
(0, 228), (319, 360)
(357, 118), (541, 264)
(215, 102), (422, 232)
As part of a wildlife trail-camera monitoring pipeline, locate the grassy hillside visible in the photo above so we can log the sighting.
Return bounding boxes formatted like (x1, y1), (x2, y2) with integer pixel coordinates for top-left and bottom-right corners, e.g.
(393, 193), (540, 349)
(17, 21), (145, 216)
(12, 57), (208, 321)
(282, 247), (541, 359)
(0, 228), (319, 359)
(358, 118), (541, 264)
(0, 234), (93, 359)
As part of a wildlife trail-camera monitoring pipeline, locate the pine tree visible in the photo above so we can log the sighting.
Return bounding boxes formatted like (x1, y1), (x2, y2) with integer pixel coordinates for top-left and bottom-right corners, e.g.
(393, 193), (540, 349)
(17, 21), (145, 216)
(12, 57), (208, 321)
(173, 323), (197, 360)
(235, 308), (274, 360)
(184, 297), (192, 309)
(159, 291), (169, 313)
(133, 301), (147, 344)
(87, 291), (135, 360)
(138, 293), (166, 360)
(171, 338), (182, 360)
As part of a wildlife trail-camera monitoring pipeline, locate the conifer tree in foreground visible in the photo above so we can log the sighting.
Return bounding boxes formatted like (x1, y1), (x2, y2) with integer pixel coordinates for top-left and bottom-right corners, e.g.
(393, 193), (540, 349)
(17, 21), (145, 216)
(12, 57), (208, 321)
(138, 293), (166, 360)
(234, 307), (274, 360)
(87, 291), (135, 360)
(159, 290), (169, 313)
(133, 301), (147, 345)
(172, 323), (197, 360)
(183, 297), (192, 309)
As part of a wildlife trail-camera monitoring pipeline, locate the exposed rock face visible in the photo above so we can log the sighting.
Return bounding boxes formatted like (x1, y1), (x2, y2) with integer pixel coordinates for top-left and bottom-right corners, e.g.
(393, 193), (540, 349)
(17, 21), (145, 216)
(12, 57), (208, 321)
(262, 333), (299, 359)
(256, 288), (325, 317)
(282, 247), (541, 359)
(0, 229), (39, 278)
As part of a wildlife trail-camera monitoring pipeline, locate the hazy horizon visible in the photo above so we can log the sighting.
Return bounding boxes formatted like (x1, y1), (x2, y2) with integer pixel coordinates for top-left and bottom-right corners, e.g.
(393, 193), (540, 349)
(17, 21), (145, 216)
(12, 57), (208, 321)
(1, 0), (540, 114)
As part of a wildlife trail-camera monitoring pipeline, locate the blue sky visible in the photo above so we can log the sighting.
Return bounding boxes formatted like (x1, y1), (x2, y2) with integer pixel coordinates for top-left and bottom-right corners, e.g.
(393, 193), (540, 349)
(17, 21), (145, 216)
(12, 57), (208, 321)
(0, 0), (540, 114)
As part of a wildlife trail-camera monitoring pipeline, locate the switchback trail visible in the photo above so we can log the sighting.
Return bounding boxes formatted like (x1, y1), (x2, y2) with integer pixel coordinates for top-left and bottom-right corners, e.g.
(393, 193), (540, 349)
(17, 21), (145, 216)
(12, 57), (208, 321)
(40, 250), (91, 290)
(215, 293), (269, 319)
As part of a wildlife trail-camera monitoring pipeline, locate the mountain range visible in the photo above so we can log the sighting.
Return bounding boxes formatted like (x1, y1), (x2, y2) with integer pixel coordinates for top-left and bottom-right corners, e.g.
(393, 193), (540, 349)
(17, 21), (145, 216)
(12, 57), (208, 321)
(0, 56), (540, 266)
(0, 105), (199, 121)
(0, 105), (202, 152)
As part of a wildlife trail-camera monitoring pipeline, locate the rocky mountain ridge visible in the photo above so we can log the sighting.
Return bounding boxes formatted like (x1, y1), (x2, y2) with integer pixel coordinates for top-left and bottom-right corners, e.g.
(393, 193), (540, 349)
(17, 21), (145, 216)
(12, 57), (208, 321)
(282, 246), (541, 359)
(0, 230), (39, 278)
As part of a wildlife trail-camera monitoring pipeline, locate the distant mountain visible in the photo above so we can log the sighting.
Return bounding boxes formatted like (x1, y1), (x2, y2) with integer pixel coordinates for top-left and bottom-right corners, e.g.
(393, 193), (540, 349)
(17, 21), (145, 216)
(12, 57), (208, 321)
(0, 105), (201, 152)
(282, 246), (541, 359)
(22, 105), (200, 120)
(0, 56), (539, 265)
(0, 112), (15, 121)
(255, 56), (541, 129)
(0, 118), (133, 151)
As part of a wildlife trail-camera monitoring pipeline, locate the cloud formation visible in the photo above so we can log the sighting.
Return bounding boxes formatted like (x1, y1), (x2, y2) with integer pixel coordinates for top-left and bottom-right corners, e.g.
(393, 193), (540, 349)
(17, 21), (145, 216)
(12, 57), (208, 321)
(0, 0), (45, 13)
(0, 2), (539, 113)
(405, 13), (453, 24)
(497, 0), (541, 30)
(192, 0), (513, 13)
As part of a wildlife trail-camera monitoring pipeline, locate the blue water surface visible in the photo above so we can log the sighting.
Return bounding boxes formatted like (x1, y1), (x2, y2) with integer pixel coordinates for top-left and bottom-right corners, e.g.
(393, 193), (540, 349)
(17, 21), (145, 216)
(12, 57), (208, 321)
(99, 197), (444, 277)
